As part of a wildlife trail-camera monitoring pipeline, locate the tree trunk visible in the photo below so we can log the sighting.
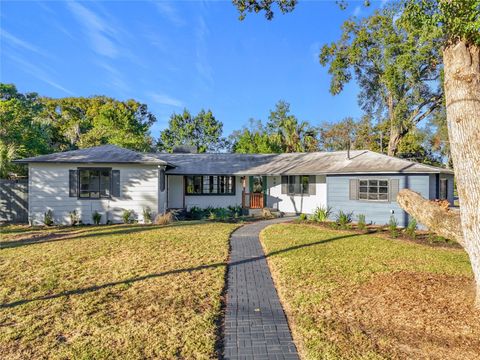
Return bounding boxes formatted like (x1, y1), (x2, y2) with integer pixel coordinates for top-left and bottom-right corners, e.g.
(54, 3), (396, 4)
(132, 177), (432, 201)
(387, 125), (402, 156)
(386, 93), (401, 157)
(443, 42), (480, 306)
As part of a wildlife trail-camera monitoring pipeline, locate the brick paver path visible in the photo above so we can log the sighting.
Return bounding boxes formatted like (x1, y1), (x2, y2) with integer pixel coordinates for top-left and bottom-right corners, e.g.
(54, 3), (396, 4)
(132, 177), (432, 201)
(223, 218), (299, 360)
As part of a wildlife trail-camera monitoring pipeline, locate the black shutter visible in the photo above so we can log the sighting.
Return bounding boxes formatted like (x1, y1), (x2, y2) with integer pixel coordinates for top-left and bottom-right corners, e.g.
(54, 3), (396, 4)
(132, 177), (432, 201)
(308, 175), (316, 195)
(112, 170), (121, 197)
(69, 170), (78, 197)
(159, 168), (166, 192)
(349, 179), (358, 200)
(389, 179), (400, 202)
(281, 176), (288, 194)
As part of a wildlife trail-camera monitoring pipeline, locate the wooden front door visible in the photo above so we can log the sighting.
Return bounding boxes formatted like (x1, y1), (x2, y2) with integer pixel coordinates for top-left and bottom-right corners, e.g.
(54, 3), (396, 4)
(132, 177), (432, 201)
(249, 176), (266, 209)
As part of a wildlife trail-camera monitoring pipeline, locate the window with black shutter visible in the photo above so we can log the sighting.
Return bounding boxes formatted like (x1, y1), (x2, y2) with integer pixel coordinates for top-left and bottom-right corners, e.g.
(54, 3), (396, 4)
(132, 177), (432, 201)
(78, 168), (112, 199)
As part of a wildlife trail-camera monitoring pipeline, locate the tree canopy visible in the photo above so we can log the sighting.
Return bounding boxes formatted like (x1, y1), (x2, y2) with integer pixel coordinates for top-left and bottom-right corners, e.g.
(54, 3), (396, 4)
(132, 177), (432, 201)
(319, 7), (444, 156)
(0, 83), (156, 177)
(230, 101), (318, 153)
(157, 109), (226, 153)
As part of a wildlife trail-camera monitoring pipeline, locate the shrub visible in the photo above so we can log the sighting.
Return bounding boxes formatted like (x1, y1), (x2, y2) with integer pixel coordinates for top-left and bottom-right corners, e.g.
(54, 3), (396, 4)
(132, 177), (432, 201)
(217, 208), (229, 221)
(155, 212), (174, 225)
(357, 214), (366, 231)
(92, 211), (102, 225)
(208, 210), (218, 221)
(313, 206), (332, 222)
(299, 213), (307, 221)
(405, 218), (417, 239)
(142, 207), (153, 224)
(227, 205), (243, 218)
(336, 210), (353, 229)
(69, 210), (80, 226)
(388, 215), (399, 238)
(44, 210), (54, 226)
(189, 206), (205, 220)
(122, 209), (135, 224)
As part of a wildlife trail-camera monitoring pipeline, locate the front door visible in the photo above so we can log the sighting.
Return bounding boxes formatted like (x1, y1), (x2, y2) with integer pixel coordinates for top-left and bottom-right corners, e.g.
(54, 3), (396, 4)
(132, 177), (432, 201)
(249, 176), (267, 209)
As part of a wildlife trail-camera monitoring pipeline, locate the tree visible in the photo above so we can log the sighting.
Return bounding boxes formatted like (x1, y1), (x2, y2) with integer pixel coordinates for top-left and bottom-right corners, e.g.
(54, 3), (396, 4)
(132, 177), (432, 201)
(319, 117), (357, 151)
(0, 83), (51, 177)
(42, 96), (155, 152)
(0, 141), (17, 179)
(0, 85), (157, 178)
(232, 0), (480, 306)
(399, 0), (480, 306)
(319, 8), (443, 156)
(427, 109), (451, 168)
(266, 101), (318, 152)
(229, 101), (318, 153)
(229, 119), (281, 153)
(158, 109), (226, 153)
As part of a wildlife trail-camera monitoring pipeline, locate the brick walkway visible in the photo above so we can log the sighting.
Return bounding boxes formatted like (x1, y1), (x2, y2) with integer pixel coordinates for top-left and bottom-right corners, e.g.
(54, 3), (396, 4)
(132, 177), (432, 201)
(223, 218), (299, 360)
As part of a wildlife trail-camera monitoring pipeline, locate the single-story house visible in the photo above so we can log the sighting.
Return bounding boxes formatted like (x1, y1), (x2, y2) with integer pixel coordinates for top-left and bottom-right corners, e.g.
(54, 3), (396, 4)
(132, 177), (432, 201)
(15, 145), (454, 226)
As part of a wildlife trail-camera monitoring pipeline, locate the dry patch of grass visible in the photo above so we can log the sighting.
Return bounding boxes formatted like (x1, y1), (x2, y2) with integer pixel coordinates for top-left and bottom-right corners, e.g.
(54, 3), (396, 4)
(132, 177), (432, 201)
(260, 223), (479, 360)
(0, 222), (239, 359)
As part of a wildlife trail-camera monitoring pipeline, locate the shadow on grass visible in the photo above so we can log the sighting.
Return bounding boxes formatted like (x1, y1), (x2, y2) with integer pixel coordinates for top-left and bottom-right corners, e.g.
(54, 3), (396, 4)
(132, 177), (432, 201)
(0, 221), (209, 249)
(0, 232), (359, 309)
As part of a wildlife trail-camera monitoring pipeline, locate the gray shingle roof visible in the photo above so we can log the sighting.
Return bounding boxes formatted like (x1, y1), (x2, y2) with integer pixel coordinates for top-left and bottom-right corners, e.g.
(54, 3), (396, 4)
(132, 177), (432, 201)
(14, 145), (168, 165)
(153, 150), (453, 175)
(15, 146), (453, 175)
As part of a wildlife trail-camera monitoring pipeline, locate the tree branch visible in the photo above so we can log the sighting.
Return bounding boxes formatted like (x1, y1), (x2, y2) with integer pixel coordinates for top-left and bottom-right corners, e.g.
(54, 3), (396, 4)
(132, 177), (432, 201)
(407, 94), (443, 126)
(396, 189), (465, 247)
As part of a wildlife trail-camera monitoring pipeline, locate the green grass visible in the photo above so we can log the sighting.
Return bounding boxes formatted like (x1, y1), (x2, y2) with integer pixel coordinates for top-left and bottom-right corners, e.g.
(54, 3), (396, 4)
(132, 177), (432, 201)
(0, 222), (240, 359)
(260, 223), (477, 360)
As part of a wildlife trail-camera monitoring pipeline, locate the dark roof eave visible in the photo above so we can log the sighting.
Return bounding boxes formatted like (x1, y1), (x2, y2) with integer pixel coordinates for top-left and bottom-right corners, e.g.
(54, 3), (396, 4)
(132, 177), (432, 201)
(165, 169), (454, 176)
(13, 160), (169, 166)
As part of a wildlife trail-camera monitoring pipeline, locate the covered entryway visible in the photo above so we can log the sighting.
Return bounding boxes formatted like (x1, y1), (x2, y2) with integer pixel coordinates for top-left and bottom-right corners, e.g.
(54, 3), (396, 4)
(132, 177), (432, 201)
(241, 175), (267, 209)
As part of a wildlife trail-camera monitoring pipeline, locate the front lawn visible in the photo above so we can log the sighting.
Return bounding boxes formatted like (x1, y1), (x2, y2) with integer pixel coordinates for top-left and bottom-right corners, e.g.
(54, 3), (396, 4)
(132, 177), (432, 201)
(0, 222), (239, 359)
(261, 223), (480, 359)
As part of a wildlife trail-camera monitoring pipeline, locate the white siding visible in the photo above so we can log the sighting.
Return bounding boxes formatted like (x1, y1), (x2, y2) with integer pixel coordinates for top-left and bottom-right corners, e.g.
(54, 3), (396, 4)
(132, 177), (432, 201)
(267, 175), (327, 214)
(29, 163), (161, 225)
(167, 175), (244, 210)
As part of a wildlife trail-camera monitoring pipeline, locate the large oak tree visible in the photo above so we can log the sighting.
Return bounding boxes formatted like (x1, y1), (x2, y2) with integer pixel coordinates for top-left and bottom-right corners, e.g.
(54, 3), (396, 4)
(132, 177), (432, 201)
(232, 0), (480, 306)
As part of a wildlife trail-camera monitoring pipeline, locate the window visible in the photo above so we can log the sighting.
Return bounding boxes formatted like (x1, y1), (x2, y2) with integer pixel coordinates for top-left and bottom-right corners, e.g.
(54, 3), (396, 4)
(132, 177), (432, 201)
(282, 175), (310, 195)
(79, 168), (111, 199)
(439, 178), (448, 200)
(358, 179), (389, 201)
(185, 175), (235, 195)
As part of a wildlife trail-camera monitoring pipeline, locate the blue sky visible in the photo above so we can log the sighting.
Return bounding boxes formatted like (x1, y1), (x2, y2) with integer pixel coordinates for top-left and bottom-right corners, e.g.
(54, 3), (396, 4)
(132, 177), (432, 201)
(0, 1), (385, 138)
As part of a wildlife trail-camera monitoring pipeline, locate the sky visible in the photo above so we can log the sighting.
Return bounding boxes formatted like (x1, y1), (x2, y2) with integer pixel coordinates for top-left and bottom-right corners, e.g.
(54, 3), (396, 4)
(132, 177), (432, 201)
(0, 0), (386, 138)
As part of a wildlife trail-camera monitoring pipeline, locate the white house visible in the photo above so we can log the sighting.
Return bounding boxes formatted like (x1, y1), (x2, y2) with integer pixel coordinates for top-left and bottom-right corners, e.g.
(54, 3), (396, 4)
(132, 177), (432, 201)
(15, 145), (454, 226)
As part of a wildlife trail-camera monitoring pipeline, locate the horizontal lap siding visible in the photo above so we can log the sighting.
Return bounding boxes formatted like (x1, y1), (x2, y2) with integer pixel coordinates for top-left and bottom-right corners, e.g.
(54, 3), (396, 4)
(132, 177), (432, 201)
(267, 175), (327, 214)
(29, 163), (159, 225)
(185, 176), (244, 210)
(327, 174), (430, 227)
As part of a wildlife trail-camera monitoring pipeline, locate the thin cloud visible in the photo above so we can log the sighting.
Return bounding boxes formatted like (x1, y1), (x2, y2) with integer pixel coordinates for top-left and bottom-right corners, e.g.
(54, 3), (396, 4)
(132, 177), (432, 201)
(0, 29), (48, 57)
(6, 54), (74, 95)
(66, 1), (119, 58)
(153, 1), (185, 27)
(148, 92), (184, 107)
(96, 61), (129, 94)
(195, 16), (213, 88)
